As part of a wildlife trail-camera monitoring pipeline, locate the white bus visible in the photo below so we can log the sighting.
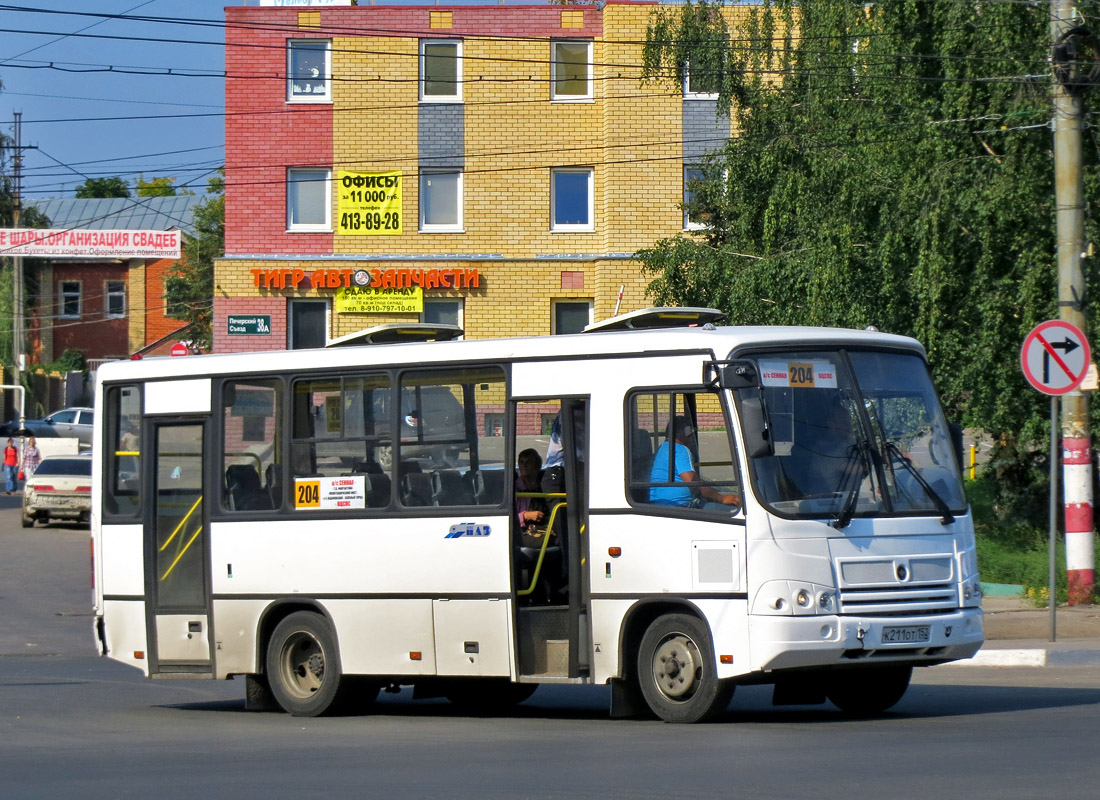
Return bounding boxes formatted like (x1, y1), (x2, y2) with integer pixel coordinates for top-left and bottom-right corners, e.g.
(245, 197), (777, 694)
(91, 309), (982, 723)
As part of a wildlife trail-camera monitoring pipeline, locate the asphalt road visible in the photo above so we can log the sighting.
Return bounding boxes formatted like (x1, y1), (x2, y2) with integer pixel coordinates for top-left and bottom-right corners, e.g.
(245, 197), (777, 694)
(3, 499), (1100, 799)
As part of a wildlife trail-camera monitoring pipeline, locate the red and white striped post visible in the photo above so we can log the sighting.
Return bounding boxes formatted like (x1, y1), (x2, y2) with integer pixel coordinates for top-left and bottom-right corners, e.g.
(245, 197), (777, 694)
(1064, 435), (1095, 603)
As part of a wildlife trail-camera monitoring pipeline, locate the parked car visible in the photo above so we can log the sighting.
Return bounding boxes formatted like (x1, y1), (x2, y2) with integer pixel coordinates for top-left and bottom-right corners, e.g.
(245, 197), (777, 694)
(22, 453), (93, 528)
(1, 407), (94, 448)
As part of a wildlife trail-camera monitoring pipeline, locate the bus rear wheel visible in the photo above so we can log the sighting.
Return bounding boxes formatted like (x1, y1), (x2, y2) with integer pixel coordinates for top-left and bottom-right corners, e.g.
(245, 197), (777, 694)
(637, 613), (734, 723)
(826, 666), (912, 715)
(266, 611), (345, 717)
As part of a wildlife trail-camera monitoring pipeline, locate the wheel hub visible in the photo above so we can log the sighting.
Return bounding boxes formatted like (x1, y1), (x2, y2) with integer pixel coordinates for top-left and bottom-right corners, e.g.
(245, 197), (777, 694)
(652, 633), (701, 700)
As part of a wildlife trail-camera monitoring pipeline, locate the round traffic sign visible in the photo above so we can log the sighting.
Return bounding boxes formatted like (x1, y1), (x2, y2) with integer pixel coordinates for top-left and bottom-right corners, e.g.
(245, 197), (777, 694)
(170, 342), (189, 357)
(1021, 320), (1091, 395)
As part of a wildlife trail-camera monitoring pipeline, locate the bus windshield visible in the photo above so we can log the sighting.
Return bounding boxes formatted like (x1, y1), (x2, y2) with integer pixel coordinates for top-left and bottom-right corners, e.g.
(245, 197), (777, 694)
(739, 349), (966, 521)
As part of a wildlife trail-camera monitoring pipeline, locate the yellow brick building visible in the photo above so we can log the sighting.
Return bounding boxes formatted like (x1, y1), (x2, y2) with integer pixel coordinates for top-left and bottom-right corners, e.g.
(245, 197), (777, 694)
(216, 1), (742, 352)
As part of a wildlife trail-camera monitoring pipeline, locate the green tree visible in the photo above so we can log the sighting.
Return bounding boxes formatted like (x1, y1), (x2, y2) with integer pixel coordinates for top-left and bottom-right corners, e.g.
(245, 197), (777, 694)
(639, 0), (1093, 457)
(136, 174), (193, 197)
(74, 176), (131, 198)
(164, 171), (223, 349)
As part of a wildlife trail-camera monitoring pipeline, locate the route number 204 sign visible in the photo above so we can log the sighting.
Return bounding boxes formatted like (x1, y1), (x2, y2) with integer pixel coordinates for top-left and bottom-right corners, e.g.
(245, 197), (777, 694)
(337, 170), (402, 235)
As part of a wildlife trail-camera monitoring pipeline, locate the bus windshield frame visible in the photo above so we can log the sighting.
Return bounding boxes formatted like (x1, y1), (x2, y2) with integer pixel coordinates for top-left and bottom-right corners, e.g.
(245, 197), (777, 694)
(733, 347), (967, 522)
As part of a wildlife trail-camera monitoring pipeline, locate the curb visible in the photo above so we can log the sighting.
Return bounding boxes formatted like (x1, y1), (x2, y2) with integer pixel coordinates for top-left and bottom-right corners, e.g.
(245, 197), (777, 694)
(950, 648), (1100, 667)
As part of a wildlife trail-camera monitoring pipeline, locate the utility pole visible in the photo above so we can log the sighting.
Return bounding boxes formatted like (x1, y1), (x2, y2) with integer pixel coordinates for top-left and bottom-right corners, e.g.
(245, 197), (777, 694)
(1050, 4), (1094, 604)
(10, 112), (25, 436)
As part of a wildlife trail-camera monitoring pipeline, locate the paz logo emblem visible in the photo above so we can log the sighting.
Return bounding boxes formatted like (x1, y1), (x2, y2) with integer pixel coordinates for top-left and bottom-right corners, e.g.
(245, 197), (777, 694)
(944, 626), (953, 638)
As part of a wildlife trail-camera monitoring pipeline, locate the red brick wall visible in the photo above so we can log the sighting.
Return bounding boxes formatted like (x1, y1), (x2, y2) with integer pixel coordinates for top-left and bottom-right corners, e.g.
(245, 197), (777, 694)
(212, 296), (288, 354)
(49, 262), (129, 359)
(225, 9), (333, 256)
(145, 257), (183, 344)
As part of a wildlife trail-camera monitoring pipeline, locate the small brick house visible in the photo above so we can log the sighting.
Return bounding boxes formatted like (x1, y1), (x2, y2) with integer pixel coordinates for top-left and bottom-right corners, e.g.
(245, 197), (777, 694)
(26, 196), (202, 366)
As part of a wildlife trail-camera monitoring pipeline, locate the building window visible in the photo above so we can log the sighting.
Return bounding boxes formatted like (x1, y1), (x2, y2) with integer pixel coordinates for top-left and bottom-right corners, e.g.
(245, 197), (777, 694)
(551, 168), (593, 231)
(684, 166), (708, 230)
(105, 281), (126, 317)
(683, 62), (720, 99)
(419, 170), (462, 232)
(287, 168), (331, 231)
(59, 281), (81, 318)
(422, 298), (463, 330)
(420, 39), (461, 102)
(289, 300), (328, 349)
(287, 39), (331, 103)
(553, 300), (592, 334)
(551, 40), (592, 101)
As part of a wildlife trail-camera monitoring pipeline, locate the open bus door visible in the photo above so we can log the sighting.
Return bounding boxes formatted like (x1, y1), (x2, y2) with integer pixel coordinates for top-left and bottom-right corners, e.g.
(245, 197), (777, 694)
(144, 418), (213, 676)
(511, 397), (589, 682)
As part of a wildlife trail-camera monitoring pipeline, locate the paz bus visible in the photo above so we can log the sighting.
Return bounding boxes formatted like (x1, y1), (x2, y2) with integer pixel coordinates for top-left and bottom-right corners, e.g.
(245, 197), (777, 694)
(91, 308), (982, 723)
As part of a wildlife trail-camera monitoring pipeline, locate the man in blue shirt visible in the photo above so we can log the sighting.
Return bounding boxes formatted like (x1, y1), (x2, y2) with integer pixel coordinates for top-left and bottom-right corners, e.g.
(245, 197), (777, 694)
(649, 416), (739, 509)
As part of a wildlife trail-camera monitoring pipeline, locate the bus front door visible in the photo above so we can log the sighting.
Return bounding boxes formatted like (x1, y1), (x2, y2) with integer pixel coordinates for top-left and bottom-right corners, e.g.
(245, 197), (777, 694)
(145, 420), (212, 676)
(512, 398), (589, 681)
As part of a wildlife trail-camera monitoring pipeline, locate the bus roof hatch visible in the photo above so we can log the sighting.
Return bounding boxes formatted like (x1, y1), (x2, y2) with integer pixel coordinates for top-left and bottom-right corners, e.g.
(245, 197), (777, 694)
(582, 307), (726, 333)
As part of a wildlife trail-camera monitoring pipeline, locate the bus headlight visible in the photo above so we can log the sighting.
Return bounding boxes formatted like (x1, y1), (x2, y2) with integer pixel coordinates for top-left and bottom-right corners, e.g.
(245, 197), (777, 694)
(818, 592), (833, 611)
(796, 589), (812, 608)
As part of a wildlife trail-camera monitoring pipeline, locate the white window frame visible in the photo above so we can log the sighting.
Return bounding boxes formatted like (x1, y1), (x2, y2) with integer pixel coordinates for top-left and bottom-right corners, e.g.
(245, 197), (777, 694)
(286, 168), (332, 232)
(551, 299), (593, 335)
(105, 280), (126, 318)
(287, 39), (332, 104)
(419, 169), (464, 233)
(420, 39), (462, 103)
(551, 40), (593, 101)
(59, 280), (81, 319)
(683, 165), (707, 231)
(550, 168), (594, 232)
(683, 61), (720, 100)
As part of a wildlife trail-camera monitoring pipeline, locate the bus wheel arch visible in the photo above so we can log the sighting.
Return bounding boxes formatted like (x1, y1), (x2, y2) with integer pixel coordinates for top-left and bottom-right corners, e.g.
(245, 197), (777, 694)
(261, 605), (347, 717)
(631, 608), (734, 723)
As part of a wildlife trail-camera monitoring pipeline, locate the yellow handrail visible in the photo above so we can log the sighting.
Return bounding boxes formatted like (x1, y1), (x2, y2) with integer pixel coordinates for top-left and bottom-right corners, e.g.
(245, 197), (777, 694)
(161, 525), (203, 581)
(158, 495), (203, 553)
(515, 492), (566, 597)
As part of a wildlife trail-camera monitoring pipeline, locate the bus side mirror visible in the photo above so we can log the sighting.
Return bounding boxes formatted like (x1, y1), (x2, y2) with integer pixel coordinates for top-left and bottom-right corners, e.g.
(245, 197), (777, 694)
(739, 395), (773, 458)
(717, 361), (760, 390)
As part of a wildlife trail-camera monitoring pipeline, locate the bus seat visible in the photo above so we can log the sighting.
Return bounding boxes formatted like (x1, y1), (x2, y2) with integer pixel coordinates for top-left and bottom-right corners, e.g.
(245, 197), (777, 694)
(265, 463), (282, 509)
(366, 471), (391, 508)
(433, 469), (472, 506)
(226, 464), (271, 511)
(402, 472), (434, 507)
(630, 428), (653, 502)
(469, 469), (505, 506)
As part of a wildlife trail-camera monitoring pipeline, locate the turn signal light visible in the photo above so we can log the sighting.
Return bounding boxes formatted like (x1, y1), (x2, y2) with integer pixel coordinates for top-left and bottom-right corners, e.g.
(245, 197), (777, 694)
(608, 547), (622, 557)
(134, 651), (145, 660)
(720, 654), (733, 664)
(409, 651), (422, 661)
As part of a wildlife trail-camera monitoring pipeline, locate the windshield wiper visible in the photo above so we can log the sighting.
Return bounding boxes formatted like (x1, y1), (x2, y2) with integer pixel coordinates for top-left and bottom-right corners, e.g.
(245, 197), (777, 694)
(832, 439), (872, 529)
(884, 442), (955, 525)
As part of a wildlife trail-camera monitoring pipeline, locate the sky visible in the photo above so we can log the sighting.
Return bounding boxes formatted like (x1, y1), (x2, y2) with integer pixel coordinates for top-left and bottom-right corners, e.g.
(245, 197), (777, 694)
(0, 1), (230, 203)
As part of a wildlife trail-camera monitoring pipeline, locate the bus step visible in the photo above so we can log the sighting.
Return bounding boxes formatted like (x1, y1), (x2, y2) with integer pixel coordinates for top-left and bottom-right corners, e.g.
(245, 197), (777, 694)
(532, 639), (569, 676)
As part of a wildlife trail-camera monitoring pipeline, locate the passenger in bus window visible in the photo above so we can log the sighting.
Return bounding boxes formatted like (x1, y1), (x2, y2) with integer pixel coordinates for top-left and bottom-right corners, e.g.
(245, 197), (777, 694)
(649, 416), (738, 509)
(515, 448), (548, 535)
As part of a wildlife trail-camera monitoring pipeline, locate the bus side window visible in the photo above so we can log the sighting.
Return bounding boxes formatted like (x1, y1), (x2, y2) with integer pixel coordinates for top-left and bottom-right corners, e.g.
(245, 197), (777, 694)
(627, 390), (741, 514)
(222, 378), (283, 513)
(104, 384), (142, 519)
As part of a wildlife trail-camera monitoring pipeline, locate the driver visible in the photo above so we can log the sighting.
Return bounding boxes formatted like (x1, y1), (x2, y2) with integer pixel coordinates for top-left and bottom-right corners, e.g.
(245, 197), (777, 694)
(649, 416), (739, 509)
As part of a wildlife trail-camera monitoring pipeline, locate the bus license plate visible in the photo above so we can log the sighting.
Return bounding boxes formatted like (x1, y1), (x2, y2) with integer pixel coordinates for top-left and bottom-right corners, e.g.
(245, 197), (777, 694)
(881, 625), (930, 644)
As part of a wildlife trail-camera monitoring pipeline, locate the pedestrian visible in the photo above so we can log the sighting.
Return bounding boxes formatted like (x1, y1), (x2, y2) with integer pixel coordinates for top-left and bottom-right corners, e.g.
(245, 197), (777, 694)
(4, 437), (19, 494)
(21, 436), (41, 479)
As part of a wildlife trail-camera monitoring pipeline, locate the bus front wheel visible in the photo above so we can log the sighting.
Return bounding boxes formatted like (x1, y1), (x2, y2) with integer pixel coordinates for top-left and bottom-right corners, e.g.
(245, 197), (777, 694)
(826, 666), (912, 715)
(266, 611), (345, 717)
(637, 613), (734, 723)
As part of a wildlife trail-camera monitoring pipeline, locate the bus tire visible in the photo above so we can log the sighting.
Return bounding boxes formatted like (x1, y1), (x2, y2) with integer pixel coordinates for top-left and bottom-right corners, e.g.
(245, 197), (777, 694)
(826, 666), (912, 715)
(266, 611), (345, 717)
(443, 678), (538, 714)
(637, 613), (734, 723)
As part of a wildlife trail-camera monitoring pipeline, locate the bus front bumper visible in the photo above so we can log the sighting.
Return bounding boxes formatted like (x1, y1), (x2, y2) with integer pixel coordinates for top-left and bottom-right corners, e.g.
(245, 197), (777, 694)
(749, 608), (984, 673)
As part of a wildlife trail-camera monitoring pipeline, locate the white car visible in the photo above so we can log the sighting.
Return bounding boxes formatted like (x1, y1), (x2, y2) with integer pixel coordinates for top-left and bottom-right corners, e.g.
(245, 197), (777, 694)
(22, 454), (93, 528)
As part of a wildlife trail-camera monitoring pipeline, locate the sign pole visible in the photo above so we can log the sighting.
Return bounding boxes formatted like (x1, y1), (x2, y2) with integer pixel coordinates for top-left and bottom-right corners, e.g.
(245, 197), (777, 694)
(1051, 0), (1094, 604)
(1049, 396), (1059, 641)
